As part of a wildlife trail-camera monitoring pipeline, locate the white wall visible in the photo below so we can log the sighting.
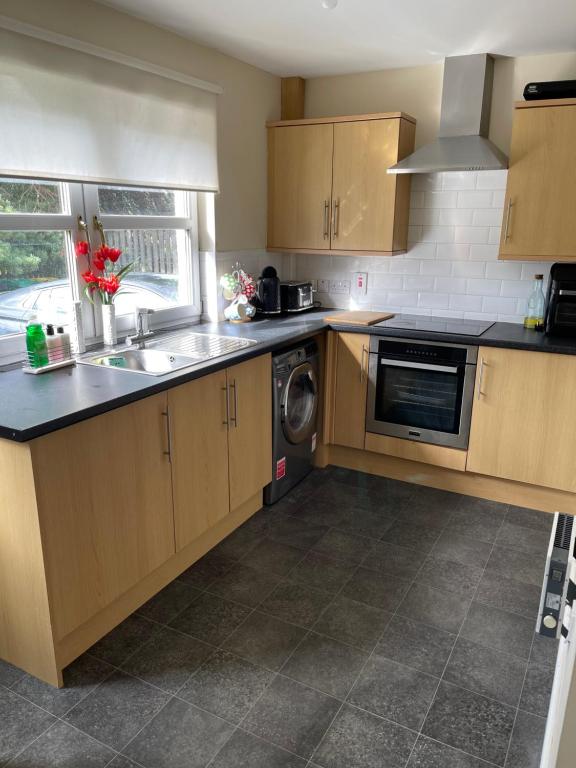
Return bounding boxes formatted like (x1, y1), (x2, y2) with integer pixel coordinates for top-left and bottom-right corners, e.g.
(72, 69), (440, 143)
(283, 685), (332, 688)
(289, 170), (549, 323)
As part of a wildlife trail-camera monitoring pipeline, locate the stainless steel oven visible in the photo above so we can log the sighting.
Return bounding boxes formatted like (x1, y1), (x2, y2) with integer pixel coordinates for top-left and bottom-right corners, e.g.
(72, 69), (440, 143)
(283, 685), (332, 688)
(366, 336), (478, 450)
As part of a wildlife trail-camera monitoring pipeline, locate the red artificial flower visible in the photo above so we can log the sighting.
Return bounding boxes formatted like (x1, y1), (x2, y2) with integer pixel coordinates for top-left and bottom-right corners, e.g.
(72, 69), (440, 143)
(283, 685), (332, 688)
(107, 247), (122, 263)
(97, 275), (120, 295)
(75, 241), (90, 257)
(94, 245), (123, 264)
(81, 269), (98, 285)
(92, 256), (106, 272)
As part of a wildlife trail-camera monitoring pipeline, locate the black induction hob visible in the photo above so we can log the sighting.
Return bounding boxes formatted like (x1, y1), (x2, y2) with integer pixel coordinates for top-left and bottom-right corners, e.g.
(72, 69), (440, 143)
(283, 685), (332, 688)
(376, 314), (495, 337)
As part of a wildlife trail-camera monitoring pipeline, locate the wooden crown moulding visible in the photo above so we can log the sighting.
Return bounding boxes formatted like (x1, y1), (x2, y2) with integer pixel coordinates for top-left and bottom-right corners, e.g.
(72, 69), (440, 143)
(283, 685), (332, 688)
(266, 111), (417, 128)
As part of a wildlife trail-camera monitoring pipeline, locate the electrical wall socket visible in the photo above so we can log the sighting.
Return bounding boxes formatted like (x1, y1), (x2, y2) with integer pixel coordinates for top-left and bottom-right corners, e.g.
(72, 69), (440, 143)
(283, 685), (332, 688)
(352, 272), (368, 298)
(330, 279), (351, 294)
(318, 278), (331, 293)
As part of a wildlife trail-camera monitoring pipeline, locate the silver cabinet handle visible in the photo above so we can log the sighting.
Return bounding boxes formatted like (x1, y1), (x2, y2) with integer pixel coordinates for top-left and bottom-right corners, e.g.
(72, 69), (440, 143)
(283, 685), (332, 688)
(323, 200), (330, 239)
(162, 409), (172, 462)
(332, 198), (340, 238)
(504, 198), (514, 241)
(230, 380), (238, 428)
(222, 385), (229, 426)
(360, 345), (368, 382)
(477, 358), (487, 399)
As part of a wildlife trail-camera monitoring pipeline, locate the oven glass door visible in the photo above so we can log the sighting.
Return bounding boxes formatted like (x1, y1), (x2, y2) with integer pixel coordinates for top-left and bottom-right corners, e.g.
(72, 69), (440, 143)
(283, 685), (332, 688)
(367, 355), (474, 449)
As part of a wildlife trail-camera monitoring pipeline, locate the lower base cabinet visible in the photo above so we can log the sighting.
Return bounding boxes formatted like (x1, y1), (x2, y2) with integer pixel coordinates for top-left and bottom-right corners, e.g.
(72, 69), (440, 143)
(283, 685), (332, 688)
(0, 353), (271, 687)
(332, 332), (370, 450)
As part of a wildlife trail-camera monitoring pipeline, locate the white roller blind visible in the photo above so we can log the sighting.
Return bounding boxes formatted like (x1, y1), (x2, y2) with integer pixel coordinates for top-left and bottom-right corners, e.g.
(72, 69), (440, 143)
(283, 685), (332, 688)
(0, 27), (219, 191)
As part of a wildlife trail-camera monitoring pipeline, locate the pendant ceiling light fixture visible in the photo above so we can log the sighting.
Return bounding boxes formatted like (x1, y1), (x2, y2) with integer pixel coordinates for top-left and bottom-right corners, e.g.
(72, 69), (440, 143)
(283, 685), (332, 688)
(321, 0), (338, 9)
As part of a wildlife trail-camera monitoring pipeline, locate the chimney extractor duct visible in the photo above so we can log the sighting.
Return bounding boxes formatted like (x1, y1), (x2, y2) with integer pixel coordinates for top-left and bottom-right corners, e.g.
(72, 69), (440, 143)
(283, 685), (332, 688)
(388, 53), (508, 174)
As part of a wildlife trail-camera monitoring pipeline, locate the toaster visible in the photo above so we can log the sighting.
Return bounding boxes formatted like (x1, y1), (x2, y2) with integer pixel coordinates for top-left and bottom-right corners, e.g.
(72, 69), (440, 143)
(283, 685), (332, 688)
(280, 281), (315, 312)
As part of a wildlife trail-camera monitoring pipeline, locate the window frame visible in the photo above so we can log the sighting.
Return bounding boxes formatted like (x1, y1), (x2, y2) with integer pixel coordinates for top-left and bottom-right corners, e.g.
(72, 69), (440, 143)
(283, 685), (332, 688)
(0, 180), (202, 364)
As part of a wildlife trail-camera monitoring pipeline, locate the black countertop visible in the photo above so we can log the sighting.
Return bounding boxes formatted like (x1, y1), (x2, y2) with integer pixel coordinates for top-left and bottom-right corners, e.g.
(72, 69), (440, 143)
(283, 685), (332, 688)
(2, 309), (576, 442)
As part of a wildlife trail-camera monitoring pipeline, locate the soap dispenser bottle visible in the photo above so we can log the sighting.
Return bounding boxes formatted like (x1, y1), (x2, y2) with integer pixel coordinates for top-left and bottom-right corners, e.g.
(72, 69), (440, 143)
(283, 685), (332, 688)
(25, 317), (49, 368)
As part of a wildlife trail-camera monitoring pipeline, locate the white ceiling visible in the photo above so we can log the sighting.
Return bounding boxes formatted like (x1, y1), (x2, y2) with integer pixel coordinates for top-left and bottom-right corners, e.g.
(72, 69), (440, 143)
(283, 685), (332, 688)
(99, 0), (576, 77)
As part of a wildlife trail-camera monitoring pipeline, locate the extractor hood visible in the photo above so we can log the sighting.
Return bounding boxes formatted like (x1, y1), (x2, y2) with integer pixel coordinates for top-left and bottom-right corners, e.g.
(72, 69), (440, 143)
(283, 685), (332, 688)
(388, 53), (508, 174)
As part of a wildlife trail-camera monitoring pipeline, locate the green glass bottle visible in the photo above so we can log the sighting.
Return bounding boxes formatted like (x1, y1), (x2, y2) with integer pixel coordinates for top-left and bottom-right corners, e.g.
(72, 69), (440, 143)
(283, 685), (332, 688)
(26, 318), (49, 368)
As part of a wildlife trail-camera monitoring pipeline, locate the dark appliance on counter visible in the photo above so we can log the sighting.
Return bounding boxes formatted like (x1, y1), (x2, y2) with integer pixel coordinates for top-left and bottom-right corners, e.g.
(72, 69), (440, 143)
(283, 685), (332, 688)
(544, 263), (576, 337)
(366, 336), (478, 450)
(280, 281), (315, 313)
(254, 265), (281, 315)
(524, 80), (576, 101)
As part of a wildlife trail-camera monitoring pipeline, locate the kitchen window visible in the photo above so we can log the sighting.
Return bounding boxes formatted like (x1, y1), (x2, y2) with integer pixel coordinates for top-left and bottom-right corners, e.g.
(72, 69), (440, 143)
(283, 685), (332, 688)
(0, 178), (201, 362)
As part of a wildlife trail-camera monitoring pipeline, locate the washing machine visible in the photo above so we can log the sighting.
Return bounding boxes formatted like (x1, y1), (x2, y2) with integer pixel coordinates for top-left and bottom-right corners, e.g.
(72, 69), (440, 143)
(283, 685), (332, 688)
(264, 339), (320, 505)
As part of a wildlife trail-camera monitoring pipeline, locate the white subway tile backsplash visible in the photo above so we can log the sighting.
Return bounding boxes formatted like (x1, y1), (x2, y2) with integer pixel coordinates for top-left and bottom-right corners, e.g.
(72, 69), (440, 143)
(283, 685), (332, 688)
(457, 191), (493, 209)
(286, 170), (548, 324)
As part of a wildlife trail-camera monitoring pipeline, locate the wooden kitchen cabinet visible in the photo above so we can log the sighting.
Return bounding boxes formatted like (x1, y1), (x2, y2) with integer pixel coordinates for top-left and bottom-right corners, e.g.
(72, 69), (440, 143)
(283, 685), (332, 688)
(332, 332), (370, 450)
(499, 99), (576, 261)
(467, 346), (576, 492)
(267, 113), (416, 255)
(169, 354), (272, 550)
(31, 394), (175, 641)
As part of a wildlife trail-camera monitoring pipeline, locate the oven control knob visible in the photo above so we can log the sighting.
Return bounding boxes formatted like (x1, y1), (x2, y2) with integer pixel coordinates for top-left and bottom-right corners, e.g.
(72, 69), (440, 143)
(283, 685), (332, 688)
(543, 615), (557, 630)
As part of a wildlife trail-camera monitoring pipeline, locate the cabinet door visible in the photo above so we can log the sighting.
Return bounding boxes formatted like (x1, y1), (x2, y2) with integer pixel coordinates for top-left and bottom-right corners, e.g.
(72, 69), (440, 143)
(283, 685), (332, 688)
(331, 119), (412, 252)
(169, 371), (230, 551)
(333, 333), (370, 450)
(500, 104), (576, 260)
(467, 347), (576, 492)
(268, 124), (334, 251)
(228, 354), (272, 511)
(31, 395), (175, 640)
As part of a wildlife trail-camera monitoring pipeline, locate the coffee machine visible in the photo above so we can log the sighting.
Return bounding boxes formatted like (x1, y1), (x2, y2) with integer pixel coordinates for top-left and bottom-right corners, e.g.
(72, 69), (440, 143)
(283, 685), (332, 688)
(544, 264), (576, 337)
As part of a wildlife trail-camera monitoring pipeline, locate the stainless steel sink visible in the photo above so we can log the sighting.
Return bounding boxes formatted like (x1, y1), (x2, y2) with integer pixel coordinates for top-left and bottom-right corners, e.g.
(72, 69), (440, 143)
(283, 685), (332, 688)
(79, 349), (198, 376)
(77, 331), (258, 376)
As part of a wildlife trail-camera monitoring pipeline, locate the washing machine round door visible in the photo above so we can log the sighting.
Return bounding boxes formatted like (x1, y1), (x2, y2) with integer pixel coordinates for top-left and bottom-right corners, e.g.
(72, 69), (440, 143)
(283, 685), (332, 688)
(281, 362), (318, 445)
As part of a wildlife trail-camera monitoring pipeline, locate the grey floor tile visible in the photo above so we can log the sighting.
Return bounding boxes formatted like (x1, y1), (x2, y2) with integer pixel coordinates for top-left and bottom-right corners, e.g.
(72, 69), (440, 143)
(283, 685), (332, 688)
(212, 524), (264, 560)
(179, 648), (272, 723)
(282, 633), (367, 699)
(211, 729), (307, 767)
(348, 656), (439, 730)
(445, 503), (506, 544)
(88, 614), (160, 667)
(398, 584), (470, 635)
(460, 603), (535, 660)
(375, 615), (456, 677)
(380, 520), (441, 554)
(242, 539), (306, 576)
(136, 580), (201, 625)
(11, 653), (113, 717)
(475, 570), (542, 619)
(123, 697), (233, 768)
(443, 637), (527, 707)
(222, 611), (306, 671)
(361, 540), (421, 581)
(207, 561), (281, 607)
(416, 555), (484, 599)
(266, 516), (329, 550)
(313, 596), (392, 651)
(0, 687), (55, 765)
(485, 545), (546, 588)
(63, 669), (169, 751)
(530, 633), (559, 668)
(519, 661), (554, 717)
(120, 625), (212, 693)
(108, 757), (141, 768)
(312, 529), (376, 565)
(422, 681), (516, 766)
(237, 506), (281, 536)
(290, 552), (356, 594)
(314, 703), (416, 768)
(407, 735), (491, 767)
(401, 487), (463, 529)
(496, 521), (551, 556)
(169, 593), (251, 646)
(341, 568), (410, 612)
(333, 505), (397, 539)
(288, 498), (351, 530)
(431, 530), (492, 569)
(505, 710), (546, 768)
(9, 721), (115, 767)
(243, 675), (341, 760)
(506, 506), (554, 532)
(0, 659), (25, 688)
(177, 550), (236, 590)
(260, 581), (332, 628)
(309, 478), (382, 515)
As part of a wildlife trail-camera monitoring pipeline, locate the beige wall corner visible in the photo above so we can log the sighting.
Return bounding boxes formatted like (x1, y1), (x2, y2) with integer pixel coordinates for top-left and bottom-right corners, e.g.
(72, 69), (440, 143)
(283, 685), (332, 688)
(0, 0), (281, 252)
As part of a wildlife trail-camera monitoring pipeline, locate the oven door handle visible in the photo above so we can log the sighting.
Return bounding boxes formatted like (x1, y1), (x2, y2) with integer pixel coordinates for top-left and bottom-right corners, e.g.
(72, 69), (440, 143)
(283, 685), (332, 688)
(379, 358), (459, 374)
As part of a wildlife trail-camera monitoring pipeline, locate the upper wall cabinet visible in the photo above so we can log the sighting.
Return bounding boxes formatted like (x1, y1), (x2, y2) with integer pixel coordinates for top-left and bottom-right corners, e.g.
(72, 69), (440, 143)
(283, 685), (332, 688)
(499, 98), (576, 261)
(267, 113), (416, 256)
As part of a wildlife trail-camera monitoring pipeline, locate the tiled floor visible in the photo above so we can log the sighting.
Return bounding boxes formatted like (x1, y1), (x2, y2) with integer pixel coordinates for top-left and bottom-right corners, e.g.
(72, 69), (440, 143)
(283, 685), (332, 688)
(0, 466), (560, 768)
